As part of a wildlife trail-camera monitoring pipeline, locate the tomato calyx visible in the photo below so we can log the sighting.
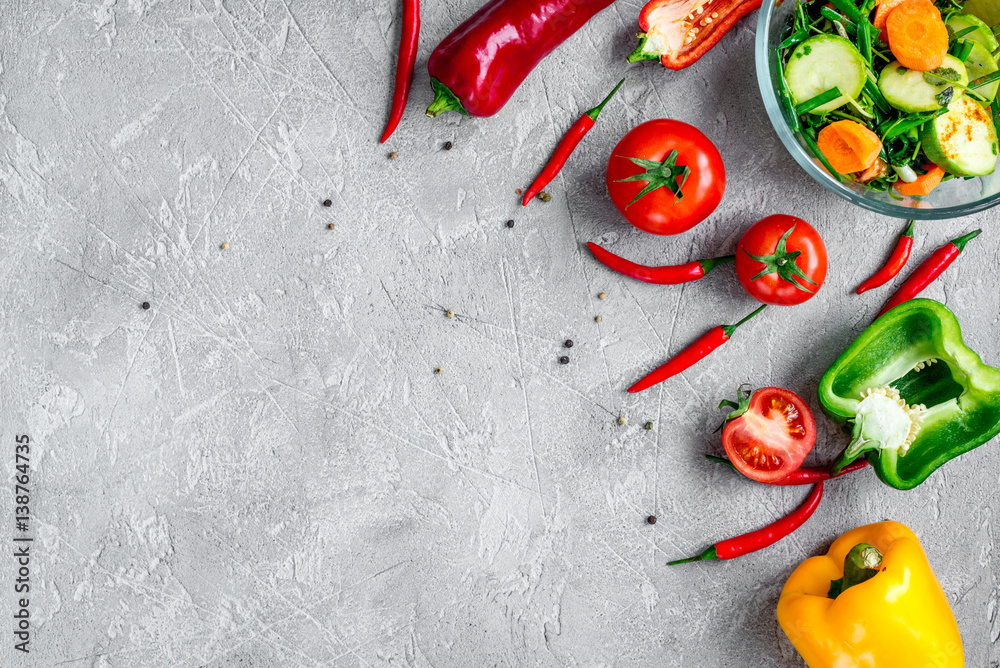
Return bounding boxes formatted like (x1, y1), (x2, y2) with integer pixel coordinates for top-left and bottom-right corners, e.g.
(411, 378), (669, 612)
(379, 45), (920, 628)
(718, 385), (754, 422)
(614, 149), (691, 207)
(742, 225), (818, 294)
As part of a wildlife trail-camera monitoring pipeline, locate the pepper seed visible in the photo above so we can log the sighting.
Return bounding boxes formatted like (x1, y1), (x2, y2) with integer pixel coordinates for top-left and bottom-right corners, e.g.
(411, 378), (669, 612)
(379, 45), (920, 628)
(559, 356), (569, 365)
(446, 310), (455, 318)
(598, 292), (607, 300)
(644, 421), (654, 430)
(617, 416), (626, 426)
(647, 515), (657, 525)
(506, 219), (515, 228)
(444, 141), (453, 150)
(322, 199), (332, 207)
(141, 301), (150, 310)
(538, 191), (551, 202)
(564, 339), (574, 348)
(389, 152), (398, 160)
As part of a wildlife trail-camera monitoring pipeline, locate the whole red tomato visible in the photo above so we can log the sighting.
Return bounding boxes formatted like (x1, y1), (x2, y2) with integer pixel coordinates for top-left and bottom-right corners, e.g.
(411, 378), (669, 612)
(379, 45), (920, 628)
(721, 386), (816, 484)
(736, 215), (827, 306)
(606, 119), (725, 235)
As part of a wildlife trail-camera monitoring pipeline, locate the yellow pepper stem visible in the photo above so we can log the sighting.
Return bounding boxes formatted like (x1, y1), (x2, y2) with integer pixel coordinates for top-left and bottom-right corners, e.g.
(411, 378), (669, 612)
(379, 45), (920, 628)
(828, 543), (883, 598)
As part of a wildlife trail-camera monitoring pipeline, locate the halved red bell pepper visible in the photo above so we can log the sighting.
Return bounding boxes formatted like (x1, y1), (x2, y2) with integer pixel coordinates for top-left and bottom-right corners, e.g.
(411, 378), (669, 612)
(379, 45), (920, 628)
(628, 0), (763, 70)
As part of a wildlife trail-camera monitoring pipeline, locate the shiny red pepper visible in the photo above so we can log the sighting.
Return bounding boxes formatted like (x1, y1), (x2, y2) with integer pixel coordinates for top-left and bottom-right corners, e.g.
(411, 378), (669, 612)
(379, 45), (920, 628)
(426, 0), (616, 118)
(628, 305), (766, 393)
(879, 229), (981, 316)
(856, 220), (914, 295)
(381, 0), (421, 143)
(668, 482), (824, 564)
(522, 79), (624, 206)
(627, 0), (763, 70)
(587, 242), (733, 285)
(705, 455), (869, 485)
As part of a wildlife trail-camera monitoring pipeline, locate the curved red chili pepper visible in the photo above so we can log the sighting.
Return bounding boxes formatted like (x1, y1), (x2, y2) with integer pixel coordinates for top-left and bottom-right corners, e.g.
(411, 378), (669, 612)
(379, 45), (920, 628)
(879, 229), (981, 316)
(521, 79), (625, 206)
(628, 0), (764, 70)
(668, 482), (824, 564)
(426, 0), (616, 118)
(587, 242), (733, 285)
(856, 220), (914, 295)
(380, 0), (420, 144)
(705, 455), (869, 485)
(627, 305), (766, 393)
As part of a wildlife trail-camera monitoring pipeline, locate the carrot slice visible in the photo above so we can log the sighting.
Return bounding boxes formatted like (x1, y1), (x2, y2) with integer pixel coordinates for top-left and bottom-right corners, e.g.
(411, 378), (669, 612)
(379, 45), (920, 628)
(817, 120), (883, 174)
(873, 0), (907, 42)
(893, 164), (945, 196)
(885, 0), (948, 71)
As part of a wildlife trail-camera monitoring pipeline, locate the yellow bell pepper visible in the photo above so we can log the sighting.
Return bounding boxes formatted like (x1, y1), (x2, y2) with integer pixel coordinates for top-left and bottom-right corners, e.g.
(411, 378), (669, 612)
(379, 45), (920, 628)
(777, 521), (964, 667)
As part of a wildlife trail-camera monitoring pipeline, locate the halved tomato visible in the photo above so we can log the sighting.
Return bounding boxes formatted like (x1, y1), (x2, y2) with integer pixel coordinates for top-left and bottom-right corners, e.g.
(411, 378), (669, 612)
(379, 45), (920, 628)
(720, 387), (816, 483)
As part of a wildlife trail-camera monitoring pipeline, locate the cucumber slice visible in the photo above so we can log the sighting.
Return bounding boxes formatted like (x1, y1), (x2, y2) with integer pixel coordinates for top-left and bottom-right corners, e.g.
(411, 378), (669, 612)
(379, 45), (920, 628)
(878, 56), (969, 113)
(946, 13), (999, 52)
(962, 0), (1000, 31)
(785, 35), (867, 114)
(964, 40), (1000, 102)
(920, 96), (999, 177)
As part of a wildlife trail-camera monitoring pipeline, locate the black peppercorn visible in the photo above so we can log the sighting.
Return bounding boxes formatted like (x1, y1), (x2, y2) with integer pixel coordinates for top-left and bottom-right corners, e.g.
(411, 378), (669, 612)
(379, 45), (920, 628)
(444, 141), (453, 150)
(647, 515), (657, 525)
(559, 356), (569, 365)
(506, 219), (515, 228)
(141, 301), (150, 310)
(322, 199), (332, 207)
(564, 339), (573, 348)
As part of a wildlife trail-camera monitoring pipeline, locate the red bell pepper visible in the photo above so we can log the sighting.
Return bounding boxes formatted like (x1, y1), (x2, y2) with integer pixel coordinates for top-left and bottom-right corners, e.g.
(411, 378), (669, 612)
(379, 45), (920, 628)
(628, 0), (763, 70)
(426, 0), (616, 118)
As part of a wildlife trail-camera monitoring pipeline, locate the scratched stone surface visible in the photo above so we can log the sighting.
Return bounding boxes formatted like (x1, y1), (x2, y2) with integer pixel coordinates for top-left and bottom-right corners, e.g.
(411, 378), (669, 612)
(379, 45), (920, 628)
(0, 0), (998, 666)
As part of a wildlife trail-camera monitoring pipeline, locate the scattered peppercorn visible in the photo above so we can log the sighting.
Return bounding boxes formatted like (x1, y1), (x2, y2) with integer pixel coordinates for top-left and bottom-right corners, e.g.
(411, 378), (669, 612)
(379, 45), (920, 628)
(564, 339), (573, 348)
(515, 188), (522, 195)
(647, 515), (657, 525)
(644, 421), (654, 430)
(221, 242), (230, 250)
(538, 191), (551, 202)
(506, 219), (515, 228)
(434, 367), (443, 374)
(617, 416), (626, 426)
(446, 310), (455, 318)
(141, 301), (150, 310)
(595, 315), (602, 322)
(328, 223), (335, 230)
(389, 152), (398, 160)
(444, 141), (453, 150)
(323, 199), (332, 207)
(559, 356), (569, 364)
(598, 292), (607, 300)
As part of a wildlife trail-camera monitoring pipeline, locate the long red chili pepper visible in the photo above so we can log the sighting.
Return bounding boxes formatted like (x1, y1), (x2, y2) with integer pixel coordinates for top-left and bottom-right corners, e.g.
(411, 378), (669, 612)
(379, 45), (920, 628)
(380, 0), (420, 144)
(856, 220), (915, 295)
(426, 0), (616, 118)
(521, 79), (625, 206)
(667, 482), (824, 564)
(627, 305), (766, 393)
(878, 229), (981, 316)
(705, 455), (869, 485)
(587, 242), (734, 285)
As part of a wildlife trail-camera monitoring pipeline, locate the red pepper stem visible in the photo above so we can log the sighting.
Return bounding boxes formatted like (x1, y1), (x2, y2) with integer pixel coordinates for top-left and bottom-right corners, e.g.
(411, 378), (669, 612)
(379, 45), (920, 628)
(949, 228), (981, 252)
(426, 77), (470, 118)
(902, 219), (915, 238)
(721, 304), (766, 338)
(667, 545), (718, 566)
(585, 77), (626, 121)
(699, 255), (735, 275)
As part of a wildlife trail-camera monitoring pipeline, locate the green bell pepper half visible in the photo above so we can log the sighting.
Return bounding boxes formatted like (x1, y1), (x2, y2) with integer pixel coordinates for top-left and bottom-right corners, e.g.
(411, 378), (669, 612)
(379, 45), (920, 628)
(818, 299), (1000, 490)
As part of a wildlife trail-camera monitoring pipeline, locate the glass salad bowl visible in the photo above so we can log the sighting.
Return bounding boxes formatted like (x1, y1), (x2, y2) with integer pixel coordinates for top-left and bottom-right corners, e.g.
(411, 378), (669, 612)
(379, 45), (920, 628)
(756, 0), (1000, 219)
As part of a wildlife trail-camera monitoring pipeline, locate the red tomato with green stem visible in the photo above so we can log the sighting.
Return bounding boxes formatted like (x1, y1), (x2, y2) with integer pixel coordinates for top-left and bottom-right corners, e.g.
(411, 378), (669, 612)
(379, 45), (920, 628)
(736, 215), (827, 306)
(606, 119), (725, 235)
(720, 386), (817, 484)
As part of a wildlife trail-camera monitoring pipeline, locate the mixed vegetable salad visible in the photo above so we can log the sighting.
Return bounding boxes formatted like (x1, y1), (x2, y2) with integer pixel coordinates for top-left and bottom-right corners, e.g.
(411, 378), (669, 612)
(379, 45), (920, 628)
(777, 0), (1000, 196)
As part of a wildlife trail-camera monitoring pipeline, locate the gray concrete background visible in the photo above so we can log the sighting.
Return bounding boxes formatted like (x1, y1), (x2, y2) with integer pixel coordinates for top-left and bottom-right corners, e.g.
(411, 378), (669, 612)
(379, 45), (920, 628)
(1, 0), (998, 665)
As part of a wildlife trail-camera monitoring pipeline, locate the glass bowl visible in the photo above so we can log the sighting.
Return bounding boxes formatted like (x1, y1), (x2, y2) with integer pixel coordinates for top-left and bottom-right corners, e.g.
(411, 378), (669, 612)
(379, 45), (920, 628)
(755, 0), (1000, 219)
